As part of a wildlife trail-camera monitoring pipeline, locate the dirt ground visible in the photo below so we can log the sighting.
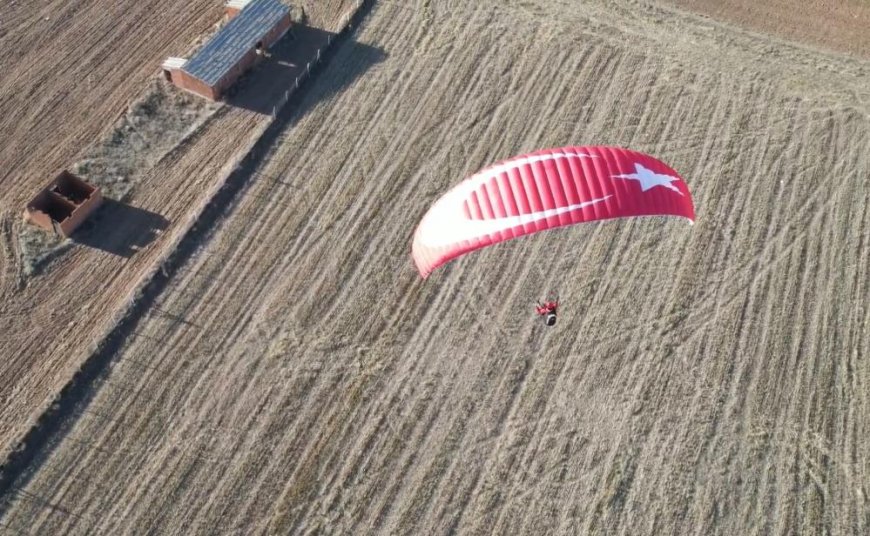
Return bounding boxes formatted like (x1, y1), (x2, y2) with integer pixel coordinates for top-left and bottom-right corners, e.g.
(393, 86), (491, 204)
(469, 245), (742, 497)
(0, 0), (356, 464)
(1, 0), (870, 534)
(664, 0), (870, 58)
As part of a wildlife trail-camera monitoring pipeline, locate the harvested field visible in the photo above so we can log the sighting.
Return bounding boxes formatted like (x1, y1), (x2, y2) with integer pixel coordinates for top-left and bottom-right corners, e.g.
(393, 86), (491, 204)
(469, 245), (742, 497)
(0, 0), (356, 465)
(2, 0), (870, 535)
(17, 80), (220, 276)
(664, 0), (870, 58)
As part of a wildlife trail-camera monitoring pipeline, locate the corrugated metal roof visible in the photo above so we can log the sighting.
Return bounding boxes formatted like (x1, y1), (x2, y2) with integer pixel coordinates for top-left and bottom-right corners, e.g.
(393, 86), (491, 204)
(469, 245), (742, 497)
(183, 0), (290, 87)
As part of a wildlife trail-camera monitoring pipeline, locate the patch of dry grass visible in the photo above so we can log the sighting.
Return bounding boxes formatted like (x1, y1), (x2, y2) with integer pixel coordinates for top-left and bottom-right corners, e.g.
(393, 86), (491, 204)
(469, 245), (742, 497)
(18, 79), (219, 275)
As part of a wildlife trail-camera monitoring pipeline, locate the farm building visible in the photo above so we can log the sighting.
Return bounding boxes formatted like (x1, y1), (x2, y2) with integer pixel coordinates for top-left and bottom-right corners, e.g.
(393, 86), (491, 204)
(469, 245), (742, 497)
(162, 0), (293, 100)
(24, 171), (103, 237)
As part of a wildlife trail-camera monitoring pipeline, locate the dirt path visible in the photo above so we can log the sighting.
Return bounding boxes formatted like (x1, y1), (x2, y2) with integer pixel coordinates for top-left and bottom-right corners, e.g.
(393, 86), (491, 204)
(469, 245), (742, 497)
(2, 0), (870, 534)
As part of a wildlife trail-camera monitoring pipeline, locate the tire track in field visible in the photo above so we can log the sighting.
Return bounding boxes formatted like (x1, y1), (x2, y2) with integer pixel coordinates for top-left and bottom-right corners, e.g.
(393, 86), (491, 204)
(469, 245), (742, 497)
(3, 0), (870, 534)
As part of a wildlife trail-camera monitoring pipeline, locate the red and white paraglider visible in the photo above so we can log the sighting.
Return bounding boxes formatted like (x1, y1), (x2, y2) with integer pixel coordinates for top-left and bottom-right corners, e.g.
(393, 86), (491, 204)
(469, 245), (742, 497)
(411, 145), (694, 279)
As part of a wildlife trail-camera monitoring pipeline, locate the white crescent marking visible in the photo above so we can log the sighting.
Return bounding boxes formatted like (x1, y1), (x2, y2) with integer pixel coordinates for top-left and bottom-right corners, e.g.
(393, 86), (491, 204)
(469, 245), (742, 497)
(417, 151), (608, 249)
(418, 196), (612, 249)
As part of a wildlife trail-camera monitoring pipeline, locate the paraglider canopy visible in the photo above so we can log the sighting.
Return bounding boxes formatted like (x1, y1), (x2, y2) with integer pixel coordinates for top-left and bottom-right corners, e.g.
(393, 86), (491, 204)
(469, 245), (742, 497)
(411, 146), (695, 277)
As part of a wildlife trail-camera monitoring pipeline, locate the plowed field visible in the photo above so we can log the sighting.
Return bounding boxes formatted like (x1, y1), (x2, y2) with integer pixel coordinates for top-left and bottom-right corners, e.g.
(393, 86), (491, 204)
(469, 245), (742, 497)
(2, 0), (869, 534)
(0, 0), (355, 463)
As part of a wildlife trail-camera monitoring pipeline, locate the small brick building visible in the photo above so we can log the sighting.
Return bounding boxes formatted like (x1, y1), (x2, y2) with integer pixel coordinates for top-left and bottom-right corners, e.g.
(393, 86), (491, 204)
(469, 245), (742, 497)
(162, 0), (293, 100)
(24, 171), (103, 237)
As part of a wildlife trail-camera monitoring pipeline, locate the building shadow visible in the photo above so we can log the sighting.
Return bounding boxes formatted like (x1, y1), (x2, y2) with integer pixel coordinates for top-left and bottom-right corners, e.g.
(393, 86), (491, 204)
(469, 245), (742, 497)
(72, 199), (168, 258)
(225, 23), (387, 115)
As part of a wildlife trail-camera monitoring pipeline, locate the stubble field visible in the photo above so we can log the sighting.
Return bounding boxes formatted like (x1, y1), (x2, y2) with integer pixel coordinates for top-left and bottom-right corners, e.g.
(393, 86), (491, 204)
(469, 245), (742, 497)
(1, 0), (869, 534)
(0, 0), (355, 467)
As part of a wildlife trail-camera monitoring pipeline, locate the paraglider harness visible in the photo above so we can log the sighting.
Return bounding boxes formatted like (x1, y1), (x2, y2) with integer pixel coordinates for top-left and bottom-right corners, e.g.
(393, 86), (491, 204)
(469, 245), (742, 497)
(536, 299), (559, 327)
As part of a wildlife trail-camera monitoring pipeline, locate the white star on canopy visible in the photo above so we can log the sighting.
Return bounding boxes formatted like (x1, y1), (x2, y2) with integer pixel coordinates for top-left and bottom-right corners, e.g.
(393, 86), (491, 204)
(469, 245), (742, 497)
(612, 163), (684, 196)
